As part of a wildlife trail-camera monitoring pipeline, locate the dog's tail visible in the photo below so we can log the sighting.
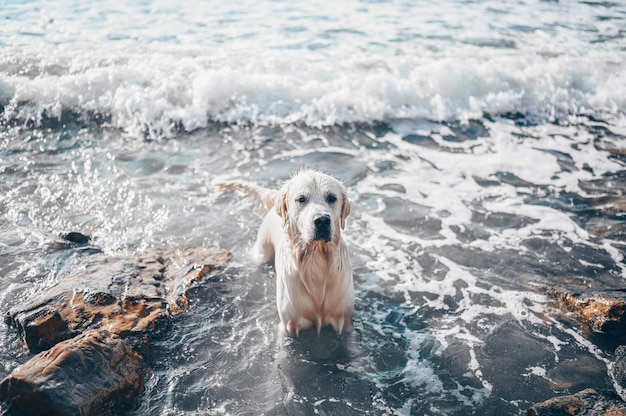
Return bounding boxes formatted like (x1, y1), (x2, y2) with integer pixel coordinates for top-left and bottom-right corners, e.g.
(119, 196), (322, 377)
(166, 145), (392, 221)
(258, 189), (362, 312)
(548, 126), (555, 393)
(217, 180), (278, 209)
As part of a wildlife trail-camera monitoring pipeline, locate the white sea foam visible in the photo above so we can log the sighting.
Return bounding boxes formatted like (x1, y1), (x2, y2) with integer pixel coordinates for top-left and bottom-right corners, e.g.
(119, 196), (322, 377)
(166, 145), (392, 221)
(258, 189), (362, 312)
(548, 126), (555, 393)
(342, 115), (625, 407)
(1, 48), (624, 137)
(1, 0), (625, 136)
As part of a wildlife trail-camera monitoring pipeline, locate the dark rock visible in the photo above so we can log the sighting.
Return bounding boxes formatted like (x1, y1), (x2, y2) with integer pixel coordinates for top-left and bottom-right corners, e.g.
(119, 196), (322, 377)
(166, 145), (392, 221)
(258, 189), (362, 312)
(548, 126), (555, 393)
(593, 129), (626, 163)
(478, 320), (555, 404)
(1, 246), (229, 415)
(494, 171), (535, 187)
(381, 196), (444, 240)
(548, 290), (626, 334)
(594, 198), (626, 216)
(0, 329), (146, 416)
(610, 346), (626, 393)
(21, 309), (79, 353)
(449, 223), (492, 243)
(49, 232), (96, 251)
(162, 246), (231, 314)
(587, 217), (626, 241)
(402, 134), (439, 148)
(63, 232), (91, 245)
(471, 210), (540, 230)
(546, 356), (607, 392)
(445, 119), (490, 141)
(527, 388), (626, 416)
(5, 246), (230, 352)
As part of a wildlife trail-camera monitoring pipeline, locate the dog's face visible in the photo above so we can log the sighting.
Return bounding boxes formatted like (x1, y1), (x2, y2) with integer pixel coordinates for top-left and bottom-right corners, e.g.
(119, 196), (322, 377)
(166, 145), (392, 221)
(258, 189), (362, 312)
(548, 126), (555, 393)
(277, 170), (350, 246)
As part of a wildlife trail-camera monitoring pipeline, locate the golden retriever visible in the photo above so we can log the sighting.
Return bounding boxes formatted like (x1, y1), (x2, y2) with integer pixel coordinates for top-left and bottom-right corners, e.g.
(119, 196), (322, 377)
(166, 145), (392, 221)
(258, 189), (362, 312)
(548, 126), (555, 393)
(218, 169), (354, 336)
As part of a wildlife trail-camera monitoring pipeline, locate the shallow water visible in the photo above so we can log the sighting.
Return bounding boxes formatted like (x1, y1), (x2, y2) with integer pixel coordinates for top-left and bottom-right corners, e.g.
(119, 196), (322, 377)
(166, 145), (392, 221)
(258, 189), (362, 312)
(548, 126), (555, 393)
(2, 119), (625, 415)
(2, 0), (626, 415)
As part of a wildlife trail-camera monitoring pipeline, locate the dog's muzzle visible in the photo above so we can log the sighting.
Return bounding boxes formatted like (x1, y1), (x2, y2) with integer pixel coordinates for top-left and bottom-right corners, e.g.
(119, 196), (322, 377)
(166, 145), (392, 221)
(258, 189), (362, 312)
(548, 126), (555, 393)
(313, 215), (332, 242)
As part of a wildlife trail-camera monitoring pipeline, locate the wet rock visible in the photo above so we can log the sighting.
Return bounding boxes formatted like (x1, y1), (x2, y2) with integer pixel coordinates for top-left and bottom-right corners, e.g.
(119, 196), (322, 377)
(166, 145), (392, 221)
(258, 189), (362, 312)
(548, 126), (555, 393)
(586, 217), (626, 241)
(444, 119), (490, 141)
(5, 246), (230, 353)
(546, 356), (607, 391)
(0, 329), (146, 416)
(1, 246), (229, 415)
(450, 223), (491, 243)
(527, 388), (626, 416)
(162, 246), (230, 314)
(402, 134), (439, 148)
(50, 231), (97, 251)
(471, 210), (540, 230)
(479, 320), (555, 404)
(597, 198), (626, 216)
(579, 173), (626, 199)
(382, 196), (444, 240)
(494, 171), (535, 188)
(540, 149), (577, 173)
(548, 290), (626, 334)
(19, 309), (78, 353)
(610, 345), (626, 394)
(63, 231), (91, 245)
(593, 128), (626, 163)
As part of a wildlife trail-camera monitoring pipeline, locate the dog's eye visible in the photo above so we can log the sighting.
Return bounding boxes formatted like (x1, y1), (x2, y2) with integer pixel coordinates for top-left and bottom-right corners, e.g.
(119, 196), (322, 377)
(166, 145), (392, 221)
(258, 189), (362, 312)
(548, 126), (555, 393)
(326, 194), (337, 204)
(296, 195), (308, 204)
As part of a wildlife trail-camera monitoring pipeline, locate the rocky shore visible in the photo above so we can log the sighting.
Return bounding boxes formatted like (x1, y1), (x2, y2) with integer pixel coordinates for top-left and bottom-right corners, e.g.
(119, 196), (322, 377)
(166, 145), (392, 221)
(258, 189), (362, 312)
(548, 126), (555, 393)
(524, 136), (626, 416)
(527, 290), (626, 416)
(2, 232), (626, 415)
(0, 234), (229, 415)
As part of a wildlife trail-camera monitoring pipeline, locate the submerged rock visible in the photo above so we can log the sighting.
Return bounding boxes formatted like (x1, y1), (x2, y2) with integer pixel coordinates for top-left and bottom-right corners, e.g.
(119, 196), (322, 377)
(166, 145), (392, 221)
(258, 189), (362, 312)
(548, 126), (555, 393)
(548, 289), (626, 335)
(1, 245), (229, 415)
(610, 346), (626, 395)
(0, 330), (146, 416)
(527, 388), (626, 416)
(535, 292), (626, 415)
(586, 217), (626, 241)
(5, 246), (230, 352)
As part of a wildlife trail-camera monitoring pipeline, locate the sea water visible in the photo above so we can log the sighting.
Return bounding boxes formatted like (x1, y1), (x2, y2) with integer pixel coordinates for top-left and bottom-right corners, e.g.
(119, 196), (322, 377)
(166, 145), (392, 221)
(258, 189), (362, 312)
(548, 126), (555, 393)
(1, 0), (625, 414)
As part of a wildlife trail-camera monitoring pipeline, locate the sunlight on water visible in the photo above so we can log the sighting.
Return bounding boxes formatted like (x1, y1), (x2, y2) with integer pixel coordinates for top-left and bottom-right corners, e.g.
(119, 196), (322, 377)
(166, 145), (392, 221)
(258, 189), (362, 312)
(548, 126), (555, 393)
(2, 119), (626, 415)
(1, 0), (625, 136)
(1, 0), (626, 415)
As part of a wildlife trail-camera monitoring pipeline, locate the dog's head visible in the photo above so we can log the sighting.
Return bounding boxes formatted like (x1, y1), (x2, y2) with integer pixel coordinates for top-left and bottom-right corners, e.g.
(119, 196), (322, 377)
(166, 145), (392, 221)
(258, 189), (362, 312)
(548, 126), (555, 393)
(276, 169), (350, 247)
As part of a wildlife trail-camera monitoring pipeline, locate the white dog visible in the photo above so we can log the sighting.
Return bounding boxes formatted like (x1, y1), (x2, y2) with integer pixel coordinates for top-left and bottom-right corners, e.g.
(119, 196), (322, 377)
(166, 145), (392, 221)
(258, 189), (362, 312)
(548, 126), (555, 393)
(218, 169), (354, 336)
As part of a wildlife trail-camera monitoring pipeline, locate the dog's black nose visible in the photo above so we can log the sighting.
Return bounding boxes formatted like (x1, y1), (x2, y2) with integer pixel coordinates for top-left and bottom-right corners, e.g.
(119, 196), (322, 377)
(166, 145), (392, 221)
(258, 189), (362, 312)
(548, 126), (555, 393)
(315, 215), (331, 229)
(313, 215), (332, 242)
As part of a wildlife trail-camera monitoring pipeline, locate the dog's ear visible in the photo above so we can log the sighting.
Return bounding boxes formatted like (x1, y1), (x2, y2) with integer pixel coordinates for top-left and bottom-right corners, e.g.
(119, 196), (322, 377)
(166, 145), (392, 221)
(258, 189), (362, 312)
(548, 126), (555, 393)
(276, 190), (288, 227)
(340, 190), (351, 229)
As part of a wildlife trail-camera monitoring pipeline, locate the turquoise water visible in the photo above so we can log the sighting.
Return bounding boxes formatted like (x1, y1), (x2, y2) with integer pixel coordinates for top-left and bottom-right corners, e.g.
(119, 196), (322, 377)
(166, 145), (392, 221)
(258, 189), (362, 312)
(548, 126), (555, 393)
(1, 1), (626, 414)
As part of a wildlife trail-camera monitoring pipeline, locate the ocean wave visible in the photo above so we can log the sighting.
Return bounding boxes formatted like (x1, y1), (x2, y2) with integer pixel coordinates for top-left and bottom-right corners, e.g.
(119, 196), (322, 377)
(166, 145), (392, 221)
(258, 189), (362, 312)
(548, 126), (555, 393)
(1, 48), (624, 137)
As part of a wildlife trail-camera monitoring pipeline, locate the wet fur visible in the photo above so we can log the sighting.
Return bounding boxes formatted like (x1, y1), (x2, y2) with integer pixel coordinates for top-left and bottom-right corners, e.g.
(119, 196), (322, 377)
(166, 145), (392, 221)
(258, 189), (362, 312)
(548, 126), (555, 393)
(218, 169), (354, 336)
